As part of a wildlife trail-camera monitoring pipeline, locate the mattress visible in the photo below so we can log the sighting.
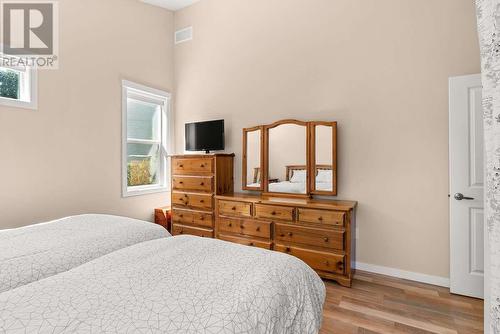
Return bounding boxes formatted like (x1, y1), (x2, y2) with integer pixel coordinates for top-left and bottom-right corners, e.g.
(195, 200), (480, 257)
(0, 214), (170, 293)
(0, 236), (326, 334)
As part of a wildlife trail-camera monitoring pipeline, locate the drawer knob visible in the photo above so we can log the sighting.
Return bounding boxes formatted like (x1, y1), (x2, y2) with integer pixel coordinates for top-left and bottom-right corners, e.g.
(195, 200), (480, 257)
(228, 223), (232, 227)
(179, 230), (184, 234)
(184, 194), (188, 197)
(179, 164), (184, 168)
(249, 242), (254, 246)
(179, 214), (184, 218)
(231, 207), (237, 211)
(271, 211), (277, 216)
(200, 200), (205, 203)
(325, 261), (330, 266)
(256, 227), (261, 232)
(318, 217), (323, 221)
(285, 247), (291, 253)
(324, 237), (329, 242)
(240, 225), (245, 229)
(337, 261), (344, 270)
(200, 182), (204, 186)
(200, 216), (204, 221)
(287, 232), (293, 237)
(179, 181), (184, 184)
(280, 234), (285, 237)
(200, 164), (205, 168)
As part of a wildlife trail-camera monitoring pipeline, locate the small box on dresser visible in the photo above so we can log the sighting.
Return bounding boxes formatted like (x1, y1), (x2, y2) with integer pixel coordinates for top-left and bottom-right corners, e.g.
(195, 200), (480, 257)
(171, 154), (234, 238)
(215, 194), (357, 287)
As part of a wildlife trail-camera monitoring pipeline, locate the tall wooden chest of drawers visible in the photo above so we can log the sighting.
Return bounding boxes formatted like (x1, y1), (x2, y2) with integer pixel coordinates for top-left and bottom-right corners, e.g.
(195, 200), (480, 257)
(171, 154), (234, 238)
(215, 193), (357, 287)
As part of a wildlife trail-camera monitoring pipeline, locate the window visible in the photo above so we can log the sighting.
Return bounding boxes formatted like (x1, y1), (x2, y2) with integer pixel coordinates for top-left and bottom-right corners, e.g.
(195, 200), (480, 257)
(122, 80), (172, 197)
(0, 56), (37, 110)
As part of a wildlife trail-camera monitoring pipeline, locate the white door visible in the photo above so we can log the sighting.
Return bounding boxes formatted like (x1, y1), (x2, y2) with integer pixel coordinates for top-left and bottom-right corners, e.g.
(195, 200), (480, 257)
(449, 74), (484, 299)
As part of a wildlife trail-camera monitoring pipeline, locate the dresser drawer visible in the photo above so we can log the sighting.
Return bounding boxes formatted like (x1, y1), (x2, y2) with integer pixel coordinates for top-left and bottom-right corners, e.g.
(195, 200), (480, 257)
(172, 176), (213, 192)
(255, 204), (294, 221)
(172, 158), (213, 174)
(218, 200), (252, 218)
(275, 244), (345, 275)
(275, 223), (344, 251)
(172, 192), (213, 211)
(219, 234), (272, 250)
(172, 209), (213, 229)
(297, 208), (345, 226)
(172, 224), (213, 238)
(217, 217), (271, 239)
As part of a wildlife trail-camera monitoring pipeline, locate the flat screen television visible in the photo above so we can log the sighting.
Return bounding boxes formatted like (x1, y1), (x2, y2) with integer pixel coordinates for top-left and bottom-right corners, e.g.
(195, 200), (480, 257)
(185, 119), (225, 153)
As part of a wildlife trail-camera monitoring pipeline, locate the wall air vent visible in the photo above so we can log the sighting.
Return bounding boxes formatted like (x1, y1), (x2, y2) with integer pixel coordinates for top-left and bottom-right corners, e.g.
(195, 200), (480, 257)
(175, 26), (193, 44)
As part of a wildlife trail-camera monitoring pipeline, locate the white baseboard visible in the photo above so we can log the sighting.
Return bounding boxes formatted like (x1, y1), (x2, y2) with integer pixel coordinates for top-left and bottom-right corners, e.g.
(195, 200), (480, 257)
(354, 261), (450, 288)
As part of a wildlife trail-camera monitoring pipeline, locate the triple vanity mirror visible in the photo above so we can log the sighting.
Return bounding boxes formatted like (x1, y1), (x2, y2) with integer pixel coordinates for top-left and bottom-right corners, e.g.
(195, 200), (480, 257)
(243, 119), (337, 197)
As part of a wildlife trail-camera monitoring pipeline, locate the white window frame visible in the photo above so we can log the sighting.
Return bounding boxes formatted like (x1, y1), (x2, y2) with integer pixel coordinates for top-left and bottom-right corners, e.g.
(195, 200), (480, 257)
(122, 80), (172, 197)
(0, 55), (37, 110)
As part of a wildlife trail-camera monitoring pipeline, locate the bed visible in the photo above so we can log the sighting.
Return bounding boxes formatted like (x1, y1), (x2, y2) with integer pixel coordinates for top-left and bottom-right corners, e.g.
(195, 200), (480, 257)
(0, 235), (326, 333)
(0, 214), (169, 293)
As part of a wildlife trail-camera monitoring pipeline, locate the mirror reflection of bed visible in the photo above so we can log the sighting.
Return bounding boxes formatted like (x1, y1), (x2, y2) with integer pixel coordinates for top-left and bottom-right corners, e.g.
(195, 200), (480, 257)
(246, 128), (261, 188)
(248, 166), (333, 194)
(314, 124), (334, 192)
(243, 119), (337, 196)
(268, 123), (308, 194)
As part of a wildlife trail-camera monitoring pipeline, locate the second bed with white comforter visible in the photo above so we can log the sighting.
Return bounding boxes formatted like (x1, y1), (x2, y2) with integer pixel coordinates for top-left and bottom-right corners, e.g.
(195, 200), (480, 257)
(0, 235), (326, 334)
(0, 214), (169, 293)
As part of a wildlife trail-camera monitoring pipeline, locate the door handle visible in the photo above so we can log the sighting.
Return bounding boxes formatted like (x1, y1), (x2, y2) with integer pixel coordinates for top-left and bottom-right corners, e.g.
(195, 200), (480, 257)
(454, 193), (475, 201)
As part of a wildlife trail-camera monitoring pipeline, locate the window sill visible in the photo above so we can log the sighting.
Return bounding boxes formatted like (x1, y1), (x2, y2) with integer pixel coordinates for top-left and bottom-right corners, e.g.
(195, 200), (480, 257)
(0, 97), (37, 110)
(122, 185), (169, 198)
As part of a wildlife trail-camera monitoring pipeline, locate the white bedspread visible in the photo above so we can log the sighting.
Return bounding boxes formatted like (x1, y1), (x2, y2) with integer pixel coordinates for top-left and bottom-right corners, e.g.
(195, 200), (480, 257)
(0, 236), (325, 334)
(0, 214), (170, 293)
(268, 181), (333, 194)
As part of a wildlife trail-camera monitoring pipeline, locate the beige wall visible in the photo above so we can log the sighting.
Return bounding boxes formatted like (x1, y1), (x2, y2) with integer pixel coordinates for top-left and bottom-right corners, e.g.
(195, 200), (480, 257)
(0, 0), (174, 229)
(174, 0), (480, 277)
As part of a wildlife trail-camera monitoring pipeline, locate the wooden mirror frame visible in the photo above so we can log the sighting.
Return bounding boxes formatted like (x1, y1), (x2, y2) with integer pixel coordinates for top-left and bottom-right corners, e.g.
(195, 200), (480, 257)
(309, 121), (338, 196)
(242, 119), (338, 198)
(242, 126), (265, 191)
(263, 119), (311, 198)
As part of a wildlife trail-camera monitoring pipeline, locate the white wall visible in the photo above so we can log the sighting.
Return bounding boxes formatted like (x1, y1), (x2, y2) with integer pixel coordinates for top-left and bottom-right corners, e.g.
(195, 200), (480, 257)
(173, 0), (481, 278)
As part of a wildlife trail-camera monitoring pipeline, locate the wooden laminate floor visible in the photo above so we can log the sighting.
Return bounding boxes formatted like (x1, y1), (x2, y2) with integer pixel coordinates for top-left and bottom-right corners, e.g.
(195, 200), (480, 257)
(320, 271), (483, 334)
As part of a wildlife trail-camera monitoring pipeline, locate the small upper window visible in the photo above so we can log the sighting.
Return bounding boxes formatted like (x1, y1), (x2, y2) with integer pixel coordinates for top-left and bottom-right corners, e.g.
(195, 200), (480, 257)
(0, 57), (37, 110)
(122, 80), (172, 197)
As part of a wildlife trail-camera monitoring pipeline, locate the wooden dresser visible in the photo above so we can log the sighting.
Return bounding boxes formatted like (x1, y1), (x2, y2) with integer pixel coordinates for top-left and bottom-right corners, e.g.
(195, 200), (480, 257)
(171, 154), (234, 238)
(215, 193), (357, 287)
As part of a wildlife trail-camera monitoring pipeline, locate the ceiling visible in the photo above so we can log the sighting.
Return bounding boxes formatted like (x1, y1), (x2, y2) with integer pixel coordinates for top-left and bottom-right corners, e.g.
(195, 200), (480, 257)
(140, 0), (200, 11)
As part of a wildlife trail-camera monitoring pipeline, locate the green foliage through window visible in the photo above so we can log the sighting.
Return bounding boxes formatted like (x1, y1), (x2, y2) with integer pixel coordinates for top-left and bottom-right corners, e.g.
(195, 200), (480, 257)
(0, 69), (19, 100)
(127, 159), (156, 187)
